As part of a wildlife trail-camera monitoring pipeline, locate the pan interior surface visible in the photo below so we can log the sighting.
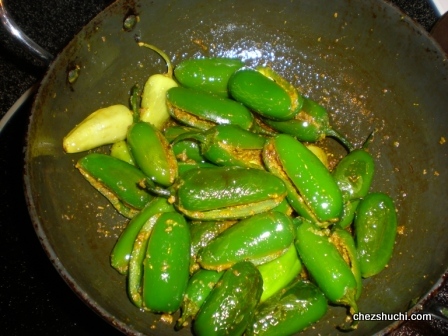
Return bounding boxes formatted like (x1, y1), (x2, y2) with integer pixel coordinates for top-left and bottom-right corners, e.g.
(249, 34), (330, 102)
(24, 0), (448, 335)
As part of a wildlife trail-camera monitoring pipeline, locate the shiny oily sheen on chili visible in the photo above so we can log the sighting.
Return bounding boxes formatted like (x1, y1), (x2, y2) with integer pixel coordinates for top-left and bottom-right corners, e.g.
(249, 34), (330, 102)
(175, 166), (287, 212)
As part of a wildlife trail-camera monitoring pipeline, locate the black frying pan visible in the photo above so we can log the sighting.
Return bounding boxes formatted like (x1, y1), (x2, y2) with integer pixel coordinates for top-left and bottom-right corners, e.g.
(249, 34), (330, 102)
(21, 0), (448, 334)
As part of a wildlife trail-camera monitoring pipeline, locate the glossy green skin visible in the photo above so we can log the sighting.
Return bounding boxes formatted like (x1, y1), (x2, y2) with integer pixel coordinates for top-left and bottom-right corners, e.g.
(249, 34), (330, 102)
(177, 166), (285, 211)
(331, 228), (362, 300)
(76, 153), (152, 214)
(354, 192), (397, 278)
(127, 121), (178, 187)
(193, 261), (263, 336)
(172, 138), (205, 163)
(246, 279), (328, 336)
(173, 124), (266, 169)
(198, 211), (295, 271)
(295, 219), (357, 312)
(200, 125), (266, 169)
(257, 244), (301, 302)
(110, 198), (174, 275)
(127, 213), (160, 308)
(337, 199), (360, 229)
(256, 67), (303, 109)
(332, 149), (375, 201)
(263, 134), (343, 225)
(333, 146), (374, 229)
(174, 57), (244, 97)
(189, 220), (237, 274)
(176, 269), (224, 329)
(175, 166), (287, 220)
(228, 68), (300, 121)
(263, 97), (329, 142)
(142, 212), (190, 313)
(190, 220), (237, 260)
(166, 86), (254, 130)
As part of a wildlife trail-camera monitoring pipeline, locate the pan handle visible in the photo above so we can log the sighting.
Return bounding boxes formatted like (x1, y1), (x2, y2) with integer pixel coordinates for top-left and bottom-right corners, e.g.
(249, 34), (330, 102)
(428, 0), (448, 54)
(0, 0), (53, 64)
(428, 0), (448, 17)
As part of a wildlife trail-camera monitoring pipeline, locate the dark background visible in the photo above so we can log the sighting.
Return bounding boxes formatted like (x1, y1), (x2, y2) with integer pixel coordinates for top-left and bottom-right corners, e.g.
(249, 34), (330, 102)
(0, 0), (445, 335)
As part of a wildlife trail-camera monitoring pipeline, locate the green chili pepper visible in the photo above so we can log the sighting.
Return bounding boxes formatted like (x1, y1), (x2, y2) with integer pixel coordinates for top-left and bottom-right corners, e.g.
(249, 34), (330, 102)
(142, 212), (190, 313)
(193, 261), (263, 336)
(190, 220), (237, 256)
(127, 121), (178, 187)
(174, 57), (244, 97)
(63, 104), (133, 153)
(330, 227), (362, 300)
(127, 213), (160, 308)
(175, 166), (286, 215)
(110, 197), (174, 274)
(176, 269), (224, 330)
(263, 97), (354, 150)
(138, 42), (178, 129)
(155, 166), (287, 220)
(295, 219), (358, 329)
(332, 148), (375, 201)
(354, 192), (398, 278)
(198, 211), (295, 271)
(263, 134), (343, 226)
(110, 140), (135, 165)
(257, 244), (302, 303)
(76, 153), (153, 218)
(173, 124), (266, 169)
(332, 134), (376, 228)
(190, 220), (237, 273)
(228, 67), (302, 121)
(166, 86), (254, 130)
(246, 279), (328, 336)
(143, 166), (287, 220)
